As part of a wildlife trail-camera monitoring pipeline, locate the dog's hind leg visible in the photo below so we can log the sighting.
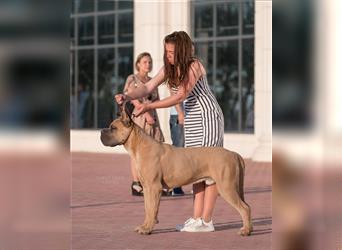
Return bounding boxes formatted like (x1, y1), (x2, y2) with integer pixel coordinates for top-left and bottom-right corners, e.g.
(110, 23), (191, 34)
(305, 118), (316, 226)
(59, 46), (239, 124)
(237, 155), (246, 202)
(134, 184), (162, 235)
(216, 182), (252, 236)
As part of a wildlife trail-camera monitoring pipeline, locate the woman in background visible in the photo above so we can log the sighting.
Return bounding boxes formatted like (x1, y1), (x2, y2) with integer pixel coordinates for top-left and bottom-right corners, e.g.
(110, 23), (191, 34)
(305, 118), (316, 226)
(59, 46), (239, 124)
(123, 52), (164, 196)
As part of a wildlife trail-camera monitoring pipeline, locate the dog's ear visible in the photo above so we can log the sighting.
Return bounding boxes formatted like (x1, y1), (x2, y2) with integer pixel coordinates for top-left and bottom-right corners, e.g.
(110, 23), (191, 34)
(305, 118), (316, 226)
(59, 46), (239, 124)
(120, 101), (134, 127)
(124, 101), (135, 119)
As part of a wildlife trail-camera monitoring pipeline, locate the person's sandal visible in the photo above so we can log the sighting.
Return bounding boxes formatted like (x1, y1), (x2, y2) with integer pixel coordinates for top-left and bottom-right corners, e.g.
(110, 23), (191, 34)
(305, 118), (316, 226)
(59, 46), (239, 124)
(131, 181), (143, 196)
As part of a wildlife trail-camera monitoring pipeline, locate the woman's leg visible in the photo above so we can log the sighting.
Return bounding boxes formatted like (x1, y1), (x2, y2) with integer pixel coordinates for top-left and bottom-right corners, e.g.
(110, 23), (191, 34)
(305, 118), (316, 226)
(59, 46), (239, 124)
(193, 181), (205, 218)
(201, 183), (218, 222)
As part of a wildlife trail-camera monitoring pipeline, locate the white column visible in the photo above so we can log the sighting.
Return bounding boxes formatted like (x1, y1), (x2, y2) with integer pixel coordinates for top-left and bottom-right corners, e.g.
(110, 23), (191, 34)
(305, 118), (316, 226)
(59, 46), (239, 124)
(319, 0), (342, 163)
(134, 1), (170, 142)
(252, 0), (272, 162)
(324, 0), (342, 134)
(134, 0), (190, 143)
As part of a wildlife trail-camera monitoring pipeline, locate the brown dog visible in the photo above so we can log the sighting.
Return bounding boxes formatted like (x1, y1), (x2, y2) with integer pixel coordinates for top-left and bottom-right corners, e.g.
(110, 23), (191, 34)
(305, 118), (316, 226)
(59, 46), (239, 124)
(100, 105), (252, 236)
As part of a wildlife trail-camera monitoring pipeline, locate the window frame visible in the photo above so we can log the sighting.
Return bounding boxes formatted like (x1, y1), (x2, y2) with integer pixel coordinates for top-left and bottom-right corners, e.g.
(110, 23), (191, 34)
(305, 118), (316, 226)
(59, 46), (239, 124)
(191, 0), (255, 133)
(70, 0), (134, 129)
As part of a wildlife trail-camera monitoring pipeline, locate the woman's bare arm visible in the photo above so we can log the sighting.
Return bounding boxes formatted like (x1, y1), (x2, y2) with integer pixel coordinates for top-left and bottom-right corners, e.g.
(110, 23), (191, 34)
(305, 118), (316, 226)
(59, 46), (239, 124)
(124, 67), (165, 100)
(175, 103), (184, 125)
(134, 62), (201, 116)
(147, 87), (187, 110)
(123, 75), (141, 107)
(169, 89), (184, 124)
(123, 75), (134, 92)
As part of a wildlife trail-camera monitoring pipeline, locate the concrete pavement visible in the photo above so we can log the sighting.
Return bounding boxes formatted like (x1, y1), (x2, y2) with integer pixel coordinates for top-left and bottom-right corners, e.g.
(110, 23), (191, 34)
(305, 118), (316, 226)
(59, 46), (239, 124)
(72, 152), (272, 250)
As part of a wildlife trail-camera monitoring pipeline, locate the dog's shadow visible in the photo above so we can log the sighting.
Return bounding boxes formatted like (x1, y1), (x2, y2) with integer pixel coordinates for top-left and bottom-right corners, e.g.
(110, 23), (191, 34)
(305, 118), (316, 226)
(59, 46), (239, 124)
(71, 186), (272, 209)
(152, 217), (272, 236)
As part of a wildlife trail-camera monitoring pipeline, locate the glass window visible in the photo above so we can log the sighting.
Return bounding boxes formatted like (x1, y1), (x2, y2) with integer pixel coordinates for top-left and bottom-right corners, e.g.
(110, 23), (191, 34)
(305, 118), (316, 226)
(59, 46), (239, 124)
(194, 4), (213, 38)
(70, 18), (75, 46)
(71, 0), (75, 14)
(195, 42), (213, 87)
(70, 0), (133, 129)
(98, 14), (115, 44)
(97, 48), (116, 128)
(118, 12), (133, 43)
(216, 40), (239, 131)
(243, 1), (254, 34)
(192, 0), (254, 133)
(217, 2), (239, 36)
(98, 0), (115, 12)
(78, 16), (94, 45)
(118, 0), (133, 10)
(75, 0), (94, 13)
(77, 49), (94, 128)
(117, 47), (133, 93)
(70, 50), (76, 128)
(242, 39), (254, 132)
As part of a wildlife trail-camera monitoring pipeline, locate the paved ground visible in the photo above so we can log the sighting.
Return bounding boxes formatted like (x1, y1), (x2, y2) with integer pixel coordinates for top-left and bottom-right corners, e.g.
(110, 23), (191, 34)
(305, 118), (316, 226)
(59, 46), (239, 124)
(72, 152), (272, 250)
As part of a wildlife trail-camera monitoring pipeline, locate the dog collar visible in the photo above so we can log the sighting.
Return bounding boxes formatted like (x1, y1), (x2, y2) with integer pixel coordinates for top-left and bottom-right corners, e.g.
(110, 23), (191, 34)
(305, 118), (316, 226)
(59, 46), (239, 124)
(120, 126), (134, 145)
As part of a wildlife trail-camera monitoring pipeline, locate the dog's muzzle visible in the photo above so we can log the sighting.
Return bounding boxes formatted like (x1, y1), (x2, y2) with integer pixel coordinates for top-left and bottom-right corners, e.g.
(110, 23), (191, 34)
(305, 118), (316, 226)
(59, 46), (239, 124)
(100, 129), (112, 146)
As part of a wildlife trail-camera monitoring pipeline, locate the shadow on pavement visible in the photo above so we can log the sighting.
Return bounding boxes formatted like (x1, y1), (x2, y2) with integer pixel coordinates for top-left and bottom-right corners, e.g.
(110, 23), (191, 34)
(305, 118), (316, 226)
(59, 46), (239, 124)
(71, 187), (271, 209)
(151, 217), (272, 235)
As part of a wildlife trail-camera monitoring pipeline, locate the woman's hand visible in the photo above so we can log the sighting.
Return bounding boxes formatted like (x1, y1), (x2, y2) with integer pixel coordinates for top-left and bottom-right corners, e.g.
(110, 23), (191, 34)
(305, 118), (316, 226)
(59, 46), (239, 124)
(134, 103), (150, 117)
(177, 112), (184, 125)
(115, 94), (126, 104)
(144, 113), (155, 125)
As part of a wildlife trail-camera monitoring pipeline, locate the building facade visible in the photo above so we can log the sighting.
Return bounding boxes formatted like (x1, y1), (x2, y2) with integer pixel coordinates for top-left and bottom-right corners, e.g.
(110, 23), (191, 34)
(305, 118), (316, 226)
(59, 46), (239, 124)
(70, 0), (272, 162)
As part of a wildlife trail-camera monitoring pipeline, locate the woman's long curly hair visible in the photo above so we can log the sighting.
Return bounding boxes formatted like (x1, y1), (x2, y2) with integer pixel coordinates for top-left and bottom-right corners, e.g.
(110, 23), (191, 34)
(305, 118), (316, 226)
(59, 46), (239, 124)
(163, 31), (195, 90)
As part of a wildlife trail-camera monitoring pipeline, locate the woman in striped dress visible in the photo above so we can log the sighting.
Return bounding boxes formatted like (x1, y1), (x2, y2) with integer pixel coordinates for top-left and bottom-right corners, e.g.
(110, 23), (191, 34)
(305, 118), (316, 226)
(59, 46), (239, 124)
(115, 31), (224, 232)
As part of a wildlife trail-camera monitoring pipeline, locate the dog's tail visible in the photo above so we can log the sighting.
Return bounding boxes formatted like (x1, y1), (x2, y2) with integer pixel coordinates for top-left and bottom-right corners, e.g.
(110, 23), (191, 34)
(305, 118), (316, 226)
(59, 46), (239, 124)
(237, 154), (246, 202)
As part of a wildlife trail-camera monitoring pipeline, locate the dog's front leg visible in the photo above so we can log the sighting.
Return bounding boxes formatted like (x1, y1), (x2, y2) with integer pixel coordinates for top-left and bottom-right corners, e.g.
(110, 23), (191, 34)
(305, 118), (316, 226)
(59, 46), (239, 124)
(134, 185), (161, 235)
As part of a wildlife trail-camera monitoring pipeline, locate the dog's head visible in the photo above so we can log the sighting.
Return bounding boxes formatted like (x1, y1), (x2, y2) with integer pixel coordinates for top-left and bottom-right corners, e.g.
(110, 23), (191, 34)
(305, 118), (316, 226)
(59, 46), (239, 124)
(100, 102), (134, 147)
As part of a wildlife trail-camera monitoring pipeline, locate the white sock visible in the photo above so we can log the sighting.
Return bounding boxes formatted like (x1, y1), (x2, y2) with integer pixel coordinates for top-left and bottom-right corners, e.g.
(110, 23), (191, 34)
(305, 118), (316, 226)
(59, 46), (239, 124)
(202, 219), (212, 225)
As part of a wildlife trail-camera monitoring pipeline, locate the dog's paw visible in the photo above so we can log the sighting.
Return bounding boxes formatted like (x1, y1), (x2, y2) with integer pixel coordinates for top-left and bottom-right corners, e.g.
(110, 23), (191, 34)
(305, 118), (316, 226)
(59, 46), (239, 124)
(134, 225), (152, 235)
(238, 226), (251, 236)
(134, 225), (144, 232)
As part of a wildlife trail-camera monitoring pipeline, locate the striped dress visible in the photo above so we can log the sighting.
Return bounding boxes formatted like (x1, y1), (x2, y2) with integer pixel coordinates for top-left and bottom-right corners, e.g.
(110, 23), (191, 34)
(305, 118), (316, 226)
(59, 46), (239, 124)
(183, 75), (224, 148)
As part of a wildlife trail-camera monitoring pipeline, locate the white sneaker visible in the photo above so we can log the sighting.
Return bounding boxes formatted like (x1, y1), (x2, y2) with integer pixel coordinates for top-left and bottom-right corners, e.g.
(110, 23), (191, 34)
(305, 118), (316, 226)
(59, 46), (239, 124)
(175, 217), (198, 231)
(201, 219), (215, 232)
(181, 218), (215, 232)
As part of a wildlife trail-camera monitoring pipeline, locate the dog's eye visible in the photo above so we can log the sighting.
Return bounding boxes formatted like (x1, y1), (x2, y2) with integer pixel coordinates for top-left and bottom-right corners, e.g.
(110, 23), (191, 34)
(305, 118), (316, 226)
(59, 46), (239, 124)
(110, 126), (117, 130)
